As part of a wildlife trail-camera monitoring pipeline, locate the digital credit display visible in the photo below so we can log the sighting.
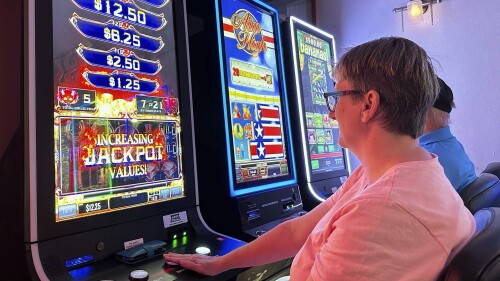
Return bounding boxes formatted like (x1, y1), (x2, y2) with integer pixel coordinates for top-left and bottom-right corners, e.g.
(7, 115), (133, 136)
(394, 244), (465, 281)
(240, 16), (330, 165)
(295, 28), (345, 174)
(53, 0), (184, 221)
(220, 0), (290, 185)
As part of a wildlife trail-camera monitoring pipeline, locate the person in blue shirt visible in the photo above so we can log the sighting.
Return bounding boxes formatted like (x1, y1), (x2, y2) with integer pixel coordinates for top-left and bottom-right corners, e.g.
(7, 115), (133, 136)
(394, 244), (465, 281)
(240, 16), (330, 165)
(419, 77), (477, 192)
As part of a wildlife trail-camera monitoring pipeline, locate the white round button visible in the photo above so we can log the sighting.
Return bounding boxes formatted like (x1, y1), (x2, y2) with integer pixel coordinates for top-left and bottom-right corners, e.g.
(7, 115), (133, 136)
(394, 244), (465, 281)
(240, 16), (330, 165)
(129, 269), (148, 281)
(195, 246), (211, 255)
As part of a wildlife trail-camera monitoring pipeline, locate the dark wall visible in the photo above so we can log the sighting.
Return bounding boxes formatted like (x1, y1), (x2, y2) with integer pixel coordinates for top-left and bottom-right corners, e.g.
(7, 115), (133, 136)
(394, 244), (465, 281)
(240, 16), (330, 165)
(0, 1), (29, 280)
(0, 0), (22, 155)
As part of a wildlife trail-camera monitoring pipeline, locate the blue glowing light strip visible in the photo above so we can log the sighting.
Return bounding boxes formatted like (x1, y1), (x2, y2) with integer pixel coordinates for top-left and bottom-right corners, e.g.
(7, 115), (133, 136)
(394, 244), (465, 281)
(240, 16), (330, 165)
(65, 255), (93, 268)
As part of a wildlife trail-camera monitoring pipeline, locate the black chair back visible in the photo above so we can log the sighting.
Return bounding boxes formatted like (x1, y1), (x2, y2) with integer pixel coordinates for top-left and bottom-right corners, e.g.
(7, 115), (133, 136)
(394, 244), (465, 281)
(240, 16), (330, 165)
(459, 173), (500, 214)
(483, 162), (500, 178)
(440, 207), (500, 281)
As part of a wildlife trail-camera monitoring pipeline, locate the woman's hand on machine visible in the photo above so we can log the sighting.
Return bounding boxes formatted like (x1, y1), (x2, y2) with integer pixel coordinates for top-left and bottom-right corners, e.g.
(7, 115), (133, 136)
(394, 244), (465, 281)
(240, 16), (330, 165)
(163, 252), (226, 276)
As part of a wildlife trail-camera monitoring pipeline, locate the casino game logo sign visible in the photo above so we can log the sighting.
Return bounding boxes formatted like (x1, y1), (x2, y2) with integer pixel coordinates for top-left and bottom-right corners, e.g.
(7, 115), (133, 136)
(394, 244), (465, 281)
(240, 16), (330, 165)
(230, 9), (267, 57)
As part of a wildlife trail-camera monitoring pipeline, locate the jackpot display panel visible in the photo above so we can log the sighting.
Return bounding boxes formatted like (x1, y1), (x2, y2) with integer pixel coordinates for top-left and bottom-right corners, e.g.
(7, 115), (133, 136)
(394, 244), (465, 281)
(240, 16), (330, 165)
(54, 0), (184, 222)
(25, 0), (245, 280)
(282, 16), (350, 210)
(188, 0), (304, 243)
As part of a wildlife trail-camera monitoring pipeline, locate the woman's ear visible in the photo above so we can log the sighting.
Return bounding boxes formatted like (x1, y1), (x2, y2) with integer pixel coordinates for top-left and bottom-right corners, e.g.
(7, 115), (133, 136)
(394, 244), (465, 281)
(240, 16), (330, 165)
(360, 90), (380, 123)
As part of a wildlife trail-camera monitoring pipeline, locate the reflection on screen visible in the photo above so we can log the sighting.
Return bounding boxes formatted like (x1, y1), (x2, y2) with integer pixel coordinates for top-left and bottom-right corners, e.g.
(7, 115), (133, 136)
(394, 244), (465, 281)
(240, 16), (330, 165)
(220, 0), (290, 185)
(296, 29), (345, 174)
(53, 0), (184, 221)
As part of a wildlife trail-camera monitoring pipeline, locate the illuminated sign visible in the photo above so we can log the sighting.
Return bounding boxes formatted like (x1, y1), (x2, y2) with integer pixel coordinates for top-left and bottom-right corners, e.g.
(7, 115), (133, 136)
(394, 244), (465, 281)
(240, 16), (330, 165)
(53, 0), (183, 221)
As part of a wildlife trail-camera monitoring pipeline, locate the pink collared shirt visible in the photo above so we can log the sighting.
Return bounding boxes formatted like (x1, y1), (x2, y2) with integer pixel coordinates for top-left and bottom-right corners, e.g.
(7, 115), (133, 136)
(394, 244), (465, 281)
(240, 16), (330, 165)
(290, 156), (475, 281)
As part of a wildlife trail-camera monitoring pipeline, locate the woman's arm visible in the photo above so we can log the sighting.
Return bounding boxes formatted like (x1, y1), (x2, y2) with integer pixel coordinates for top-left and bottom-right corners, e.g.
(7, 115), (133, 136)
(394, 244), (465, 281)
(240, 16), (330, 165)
(163, 199), (332, 276)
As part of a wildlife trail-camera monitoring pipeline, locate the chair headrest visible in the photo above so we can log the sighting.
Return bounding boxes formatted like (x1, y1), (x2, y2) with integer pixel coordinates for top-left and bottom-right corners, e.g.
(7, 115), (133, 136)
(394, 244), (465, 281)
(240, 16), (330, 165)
(459, 173), (500, 214)
(483, 162), (500, 178)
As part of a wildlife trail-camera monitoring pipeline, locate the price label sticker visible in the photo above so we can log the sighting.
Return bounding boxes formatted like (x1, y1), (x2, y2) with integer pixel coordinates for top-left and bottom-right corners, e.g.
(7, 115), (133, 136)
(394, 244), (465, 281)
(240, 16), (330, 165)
(124, 238), (144, 249)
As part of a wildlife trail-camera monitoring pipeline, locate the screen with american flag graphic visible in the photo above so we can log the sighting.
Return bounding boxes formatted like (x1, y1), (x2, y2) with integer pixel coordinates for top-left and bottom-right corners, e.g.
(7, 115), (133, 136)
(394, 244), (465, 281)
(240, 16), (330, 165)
(219, 0), (294, 188)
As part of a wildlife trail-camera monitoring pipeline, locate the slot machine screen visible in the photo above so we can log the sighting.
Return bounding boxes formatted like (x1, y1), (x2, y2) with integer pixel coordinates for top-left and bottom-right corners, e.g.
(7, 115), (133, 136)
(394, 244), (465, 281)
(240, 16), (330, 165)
(52, 0), (186, 222)
(217, 0), (296, 196)
(294, 27), (346, 176)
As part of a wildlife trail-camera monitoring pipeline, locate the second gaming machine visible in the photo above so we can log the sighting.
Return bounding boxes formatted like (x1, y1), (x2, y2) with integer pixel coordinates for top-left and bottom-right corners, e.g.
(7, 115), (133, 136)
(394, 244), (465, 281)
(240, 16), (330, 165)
(187, 0), (305, 242)
(282, 17), (350, 211)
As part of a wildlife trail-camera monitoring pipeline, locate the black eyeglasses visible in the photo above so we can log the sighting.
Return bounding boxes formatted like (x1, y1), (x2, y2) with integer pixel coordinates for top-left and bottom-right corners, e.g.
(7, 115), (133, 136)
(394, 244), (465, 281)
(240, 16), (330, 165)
(323, 90), (364, 112)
